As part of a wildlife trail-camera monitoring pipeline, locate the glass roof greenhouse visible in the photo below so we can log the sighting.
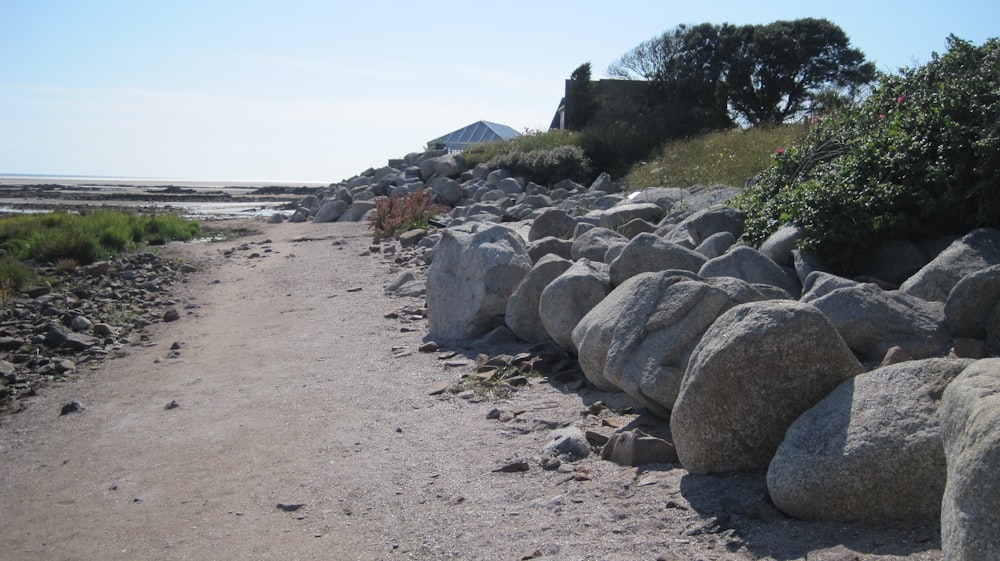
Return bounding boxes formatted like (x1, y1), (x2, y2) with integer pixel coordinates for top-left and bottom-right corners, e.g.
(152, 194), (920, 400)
(427, 120), (520, 151)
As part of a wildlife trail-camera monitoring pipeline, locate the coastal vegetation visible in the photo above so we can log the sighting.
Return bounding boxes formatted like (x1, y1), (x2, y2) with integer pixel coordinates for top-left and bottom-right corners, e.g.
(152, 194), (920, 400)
(735, 35), (1000, 272)
(457, 32), (997, 277)
(0, 210), (200, 300)
(368, 189), (449, 239)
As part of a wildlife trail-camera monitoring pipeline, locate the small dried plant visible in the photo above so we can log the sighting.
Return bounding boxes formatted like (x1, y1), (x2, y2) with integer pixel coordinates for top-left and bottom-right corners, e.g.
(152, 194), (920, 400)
(367, 189), (448, 239)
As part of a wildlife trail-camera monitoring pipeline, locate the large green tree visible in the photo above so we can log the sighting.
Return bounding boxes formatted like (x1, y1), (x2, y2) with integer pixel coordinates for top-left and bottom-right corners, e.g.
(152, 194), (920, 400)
(608, 18), (877, 126)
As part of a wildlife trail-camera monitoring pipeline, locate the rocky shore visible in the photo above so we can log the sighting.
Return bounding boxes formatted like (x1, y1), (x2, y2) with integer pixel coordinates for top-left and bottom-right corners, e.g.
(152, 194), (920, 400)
(0, 251), (199, 413)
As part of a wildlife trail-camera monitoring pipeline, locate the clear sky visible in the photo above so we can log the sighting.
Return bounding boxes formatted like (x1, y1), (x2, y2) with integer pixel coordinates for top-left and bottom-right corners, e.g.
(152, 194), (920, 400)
(1, 0), (997, 183)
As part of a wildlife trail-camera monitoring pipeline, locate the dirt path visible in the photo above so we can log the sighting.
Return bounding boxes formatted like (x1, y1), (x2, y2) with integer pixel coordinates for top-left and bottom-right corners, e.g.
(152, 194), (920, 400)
(0, 221), (941, 561)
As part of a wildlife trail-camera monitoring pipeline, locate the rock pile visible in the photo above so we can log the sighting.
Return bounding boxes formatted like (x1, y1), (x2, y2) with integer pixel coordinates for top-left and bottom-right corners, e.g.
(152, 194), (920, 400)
(300, 148), (999, 559)
(0, 252), (196, 412)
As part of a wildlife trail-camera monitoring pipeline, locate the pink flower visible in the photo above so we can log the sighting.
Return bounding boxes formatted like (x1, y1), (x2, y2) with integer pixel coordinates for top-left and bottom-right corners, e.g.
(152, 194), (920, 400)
(811, 116), (821, 125)
(897, 93), (908, 105)
(879, 113), (886, 120)
(775, 147), (786, 156)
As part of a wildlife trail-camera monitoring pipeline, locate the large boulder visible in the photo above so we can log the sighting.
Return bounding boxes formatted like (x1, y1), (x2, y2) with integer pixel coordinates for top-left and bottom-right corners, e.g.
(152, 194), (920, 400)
(767, 358), (971, 522)
(671, 300), (863, 474)
(608, 233), (708, 287)
(419, 153), (462, 180)
(699, 246), (801, 297)
(900, 228), (1000, 302)
(528, 208), (577, 241)
(664, 206), (745, 246)
(758, 224), (806, 268)
(572, 273), (681, 392)
(600, 273), (768, 417)
(527, 236), (573, 263)
(810, 283), (951, 362)
(539, 259), (611, 354)
(570, 227), (629, 262)
(504, 255), (573, 344)
(430, 177), (464, 205)
(312, 199), (349, 223)
(598, 203), (664, 231)
(944, 264), (1000, 339)
(426, 225), (532, 340)
(940, 359), (1000, 561)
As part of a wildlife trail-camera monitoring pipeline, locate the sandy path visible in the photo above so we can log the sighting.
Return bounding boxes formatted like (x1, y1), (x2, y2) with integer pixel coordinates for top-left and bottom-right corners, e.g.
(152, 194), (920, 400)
(0, 221), (943, 561)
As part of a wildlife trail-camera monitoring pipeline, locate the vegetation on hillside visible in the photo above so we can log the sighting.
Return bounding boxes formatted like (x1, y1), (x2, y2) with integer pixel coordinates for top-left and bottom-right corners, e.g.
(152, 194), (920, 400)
(625, 124), (811, 190)
(735, 35), (1000, 273)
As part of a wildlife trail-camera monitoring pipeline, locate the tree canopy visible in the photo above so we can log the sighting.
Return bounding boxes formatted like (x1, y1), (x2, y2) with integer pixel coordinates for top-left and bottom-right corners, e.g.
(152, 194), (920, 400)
(608, 18), (877, 126)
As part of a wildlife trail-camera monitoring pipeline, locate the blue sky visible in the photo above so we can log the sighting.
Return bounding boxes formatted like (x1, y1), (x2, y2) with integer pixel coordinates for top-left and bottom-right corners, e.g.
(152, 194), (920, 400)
(1, 1), (997, 183)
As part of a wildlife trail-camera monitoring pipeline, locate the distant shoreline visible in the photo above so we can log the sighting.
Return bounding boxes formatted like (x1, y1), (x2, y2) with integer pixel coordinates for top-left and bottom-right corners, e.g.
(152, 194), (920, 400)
(0, 174), (329, 190)
(0, 175), (326, 219)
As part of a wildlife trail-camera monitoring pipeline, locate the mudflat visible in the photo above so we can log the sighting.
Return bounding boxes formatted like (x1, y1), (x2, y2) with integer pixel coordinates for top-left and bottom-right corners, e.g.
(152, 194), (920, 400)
(0, 220), (941, 560)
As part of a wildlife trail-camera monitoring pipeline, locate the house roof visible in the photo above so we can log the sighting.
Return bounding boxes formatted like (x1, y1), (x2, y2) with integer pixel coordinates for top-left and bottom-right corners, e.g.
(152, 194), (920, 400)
(428, 120), (520, 151)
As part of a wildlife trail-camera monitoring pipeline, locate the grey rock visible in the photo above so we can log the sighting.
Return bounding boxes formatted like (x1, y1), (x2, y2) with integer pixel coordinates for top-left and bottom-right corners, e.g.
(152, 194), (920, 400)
(667, 206), (745, 246)
(600, 429), (678, 466)
(768, 358), (971, 522)
(539, 259), (611, 354)
(699, 246), (801, 297)
(528, 208), (577, 242)
(430, 177), (464, 205)
(527, 236), (573, 263)
(504, 255), (572, 344)
(588, 172), (615, 193)
(609, 233), (707, 287)
(384, 271), (425, 298)
(598, 203), (664, 231)
(616, 217), (658, 239)
(426, 225), (532, 340)
(694, 231), (736, 260)
(900, 228), (1000, 302)
(758, 224), (806, 268)
(940, 358), (1000, 561)
(671, 300), (862, 474)
(811, 284), (951, 362)
(600, 273), (766, 417)
(312, 200), (349, 223)
(542, 426), (591, 458)
(419, 153), (462, 180)
(800, 272), (859, 303)
(944, 264), (1000, 339)
(69, 315), (92, 332)
(570, 227), (629, 263)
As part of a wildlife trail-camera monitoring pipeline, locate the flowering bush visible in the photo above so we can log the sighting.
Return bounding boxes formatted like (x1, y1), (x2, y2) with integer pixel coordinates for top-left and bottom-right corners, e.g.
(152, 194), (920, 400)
(735, 35), (1000, 273)
(367, 189), (449, 240)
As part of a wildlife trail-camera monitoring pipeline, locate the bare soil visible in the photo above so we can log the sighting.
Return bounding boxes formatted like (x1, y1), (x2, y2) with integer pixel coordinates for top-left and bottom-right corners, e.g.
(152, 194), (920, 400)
(0, 220), (942, 560)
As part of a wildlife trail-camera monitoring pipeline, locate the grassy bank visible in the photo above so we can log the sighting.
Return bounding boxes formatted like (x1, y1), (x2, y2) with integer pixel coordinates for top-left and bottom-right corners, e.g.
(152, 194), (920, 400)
(624, 124), (811, 190)
(0, 210), (201, 301)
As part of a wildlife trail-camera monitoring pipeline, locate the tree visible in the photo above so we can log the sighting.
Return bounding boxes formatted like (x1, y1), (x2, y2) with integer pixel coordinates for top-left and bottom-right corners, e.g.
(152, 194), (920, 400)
(726, 19), (877, 125)
(607, 19), (877, 126)
(564, 62), (597, 130)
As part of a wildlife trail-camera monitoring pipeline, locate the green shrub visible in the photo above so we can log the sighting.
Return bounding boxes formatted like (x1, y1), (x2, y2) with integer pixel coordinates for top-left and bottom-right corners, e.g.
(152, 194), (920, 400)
(461, 129), (592, 185)
(735, 35), (1000, 273)
(0, 210), (201, 265)
(367, 189), (449, 239)
(487, 144), (592, 186)
(626, 124), (811, 190)
(0, 256), (36, 304)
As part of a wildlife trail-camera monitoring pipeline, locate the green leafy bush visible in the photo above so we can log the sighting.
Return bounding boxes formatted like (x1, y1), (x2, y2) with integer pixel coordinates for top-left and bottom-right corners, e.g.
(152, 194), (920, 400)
(367, 189), (448, 239)
(461, 129), (584, 169)
(735, 35), (1000, 273)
